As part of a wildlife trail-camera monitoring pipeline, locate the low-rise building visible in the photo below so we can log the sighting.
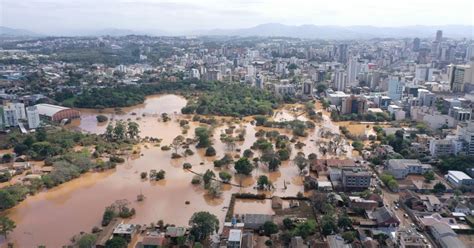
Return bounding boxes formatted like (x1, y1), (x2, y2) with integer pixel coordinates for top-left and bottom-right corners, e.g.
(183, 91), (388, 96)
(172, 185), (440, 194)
(429, 223), (466, 248)
(445, 170), (474, 188)
(429, 138), (454, 157)
(397, 228), (429, 248)
(386, 159), (432, 179)
(227, 229), (242, 248)
(349, 196), (378, 211)
(113, 223), (137, 242)
(341, 167), (371, 191)
(419, 195), (442, 212)
(370, 206), (400, 227)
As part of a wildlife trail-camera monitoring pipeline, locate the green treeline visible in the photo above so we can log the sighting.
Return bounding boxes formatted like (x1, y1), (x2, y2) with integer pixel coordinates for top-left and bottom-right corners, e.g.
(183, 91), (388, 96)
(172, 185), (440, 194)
(68, 80), (281, 116)
(182, 83), (279, 116)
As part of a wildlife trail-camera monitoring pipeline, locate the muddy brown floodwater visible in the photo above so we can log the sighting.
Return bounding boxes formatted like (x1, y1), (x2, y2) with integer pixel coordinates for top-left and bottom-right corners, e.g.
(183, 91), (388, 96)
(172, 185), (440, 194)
(0, 95), (354, 247)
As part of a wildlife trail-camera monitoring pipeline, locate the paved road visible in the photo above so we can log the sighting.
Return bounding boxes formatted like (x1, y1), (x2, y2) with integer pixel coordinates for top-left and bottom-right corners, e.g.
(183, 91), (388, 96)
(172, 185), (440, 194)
(368, 164), (436, 247)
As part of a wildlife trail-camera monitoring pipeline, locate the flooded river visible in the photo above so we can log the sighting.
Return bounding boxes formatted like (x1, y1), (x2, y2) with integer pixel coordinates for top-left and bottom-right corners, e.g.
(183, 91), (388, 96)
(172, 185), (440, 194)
(1, 95), (353, 247)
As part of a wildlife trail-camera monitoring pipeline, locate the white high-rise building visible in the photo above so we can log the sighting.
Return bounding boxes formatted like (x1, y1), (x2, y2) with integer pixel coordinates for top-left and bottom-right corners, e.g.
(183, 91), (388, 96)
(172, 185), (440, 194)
(458, 122), (474, 156)
(191, 68), (200, 79)
(26, 106), (41, 129)
(415, 64), (430, 81)
(9, 102), (26, 120)
(0, 107), (5, 129)
(465, 44), (474, 62)
(388, 76), (405, 101)
(2, 107), (18, 127)
(333, 70), (347, 91)
(347, 57), (363, 87)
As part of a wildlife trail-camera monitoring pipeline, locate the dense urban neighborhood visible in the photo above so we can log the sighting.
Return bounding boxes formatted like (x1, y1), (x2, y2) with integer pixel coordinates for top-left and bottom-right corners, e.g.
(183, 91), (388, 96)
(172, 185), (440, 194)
(0, 30), (474, 248)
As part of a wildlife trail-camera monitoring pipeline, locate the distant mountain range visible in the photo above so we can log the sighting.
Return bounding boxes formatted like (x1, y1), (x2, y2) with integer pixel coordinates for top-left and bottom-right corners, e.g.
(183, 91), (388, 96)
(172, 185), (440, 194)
(0, 26), (40, 37)
(1, 23), (473, 39)
(200, 23), (474, 39)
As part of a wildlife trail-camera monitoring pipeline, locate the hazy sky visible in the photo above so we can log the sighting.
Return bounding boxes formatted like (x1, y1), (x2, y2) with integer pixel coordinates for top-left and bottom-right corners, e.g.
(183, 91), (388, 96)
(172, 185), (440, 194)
(1, 0), (473, 33)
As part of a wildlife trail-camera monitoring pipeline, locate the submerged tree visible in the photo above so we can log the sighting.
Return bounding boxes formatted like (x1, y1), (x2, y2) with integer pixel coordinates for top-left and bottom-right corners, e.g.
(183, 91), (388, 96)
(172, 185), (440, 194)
(0, 216), (16, 238)
(170, 135), (185, 155)
(127, 121), (140, 139)
(257, 175), (272, 190)
(294, 153), (309, 174)
(234, 158), (254, 175)
(195, 127), (211, 148)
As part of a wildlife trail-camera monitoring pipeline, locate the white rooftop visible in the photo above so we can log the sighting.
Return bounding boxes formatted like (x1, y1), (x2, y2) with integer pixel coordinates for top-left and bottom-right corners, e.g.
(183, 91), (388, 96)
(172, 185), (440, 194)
(448, 171), (472, 181)
(113, 224), (136, 235)
(328, 91), (348, 97)
(35, 103), (70, 117)
(228, 229), (242, 242)
(318, 181), (333, 187)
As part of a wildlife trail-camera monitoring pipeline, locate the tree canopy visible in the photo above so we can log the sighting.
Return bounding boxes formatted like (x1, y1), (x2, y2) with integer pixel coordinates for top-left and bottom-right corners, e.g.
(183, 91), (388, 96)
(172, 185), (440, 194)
(189, 211), (219, 241)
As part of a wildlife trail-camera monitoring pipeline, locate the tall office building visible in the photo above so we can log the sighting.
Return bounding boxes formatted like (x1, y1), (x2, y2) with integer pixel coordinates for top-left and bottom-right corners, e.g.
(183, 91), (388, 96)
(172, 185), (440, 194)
(466, 44), (474, 62)
(302, 80), (314, 96)
(413, 38), (421, 51)
(458, 122), (474, 156)
(26, 106), (41, 129)
(2, 107), (18, 127)
(4, 102), (26, 120)
(0, 107), (4, 130)
(388, 76), (405, 101)
(448, 63), (473, 92)
(333, 69), (347, 91)
(336, 44), (348, 64)
(347, 57), (363, 87)
(436, 30), (443, 42)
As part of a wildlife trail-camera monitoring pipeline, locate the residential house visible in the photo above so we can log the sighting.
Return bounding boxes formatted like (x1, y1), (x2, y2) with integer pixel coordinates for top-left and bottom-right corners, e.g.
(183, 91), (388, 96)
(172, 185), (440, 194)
(370, 206), (400, 227)
(349, 196), (378, 211)
(420, 195), (442, 212)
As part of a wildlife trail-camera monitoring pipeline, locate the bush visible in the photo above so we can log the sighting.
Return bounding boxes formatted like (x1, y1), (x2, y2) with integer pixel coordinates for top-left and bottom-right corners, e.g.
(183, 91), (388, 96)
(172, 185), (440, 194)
(243, 149), (254, 158)
(96, 115), (108, 123)
(219, 171), (232, 183)
(183, 163), (192, 169)
(191, 176), (202, 185)
(171, 153), (182, 159)
(291, 220), (317, 239)
(205, 146), (216, 156)
(101, 207), (116, 226)
(262, 221), (278, 236)
(109, 156), (125, 163)
(214, 154), (233, 167)
(140, 172), (147, 179)
(277, 149), (290, 161)
(156, 170), (166, 180)
(184, 148), (194, 156)
(0, 171), (12, 183)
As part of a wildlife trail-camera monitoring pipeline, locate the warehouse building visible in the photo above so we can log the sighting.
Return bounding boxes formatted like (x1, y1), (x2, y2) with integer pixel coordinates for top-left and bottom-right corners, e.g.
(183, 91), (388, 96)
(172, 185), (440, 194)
(35, 104), (80, 122)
